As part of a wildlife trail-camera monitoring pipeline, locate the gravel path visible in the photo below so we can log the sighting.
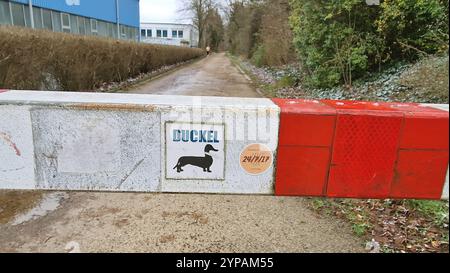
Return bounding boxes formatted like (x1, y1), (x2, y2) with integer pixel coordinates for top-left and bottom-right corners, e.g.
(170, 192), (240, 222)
(131, 53), (260, 98)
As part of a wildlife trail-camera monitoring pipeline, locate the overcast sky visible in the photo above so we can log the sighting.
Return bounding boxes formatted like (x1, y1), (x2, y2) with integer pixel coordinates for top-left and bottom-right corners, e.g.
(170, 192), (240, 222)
(140, 0), (227, 24)
(140, 0), (189, 24)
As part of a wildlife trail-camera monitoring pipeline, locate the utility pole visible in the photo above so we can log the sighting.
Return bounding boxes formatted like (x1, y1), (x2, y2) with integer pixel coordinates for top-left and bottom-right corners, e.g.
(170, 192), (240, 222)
(116, 0), (120, 39)
(28, 0), (34, 29)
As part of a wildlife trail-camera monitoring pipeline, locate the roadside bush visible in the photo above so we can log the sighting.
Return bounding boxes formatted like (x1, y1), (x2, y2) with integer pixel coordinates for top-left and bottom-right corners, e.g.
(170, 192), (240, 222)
(251, 44), (266, 67)
(0, 26), (205, 91)
(289, 0), (449, 88)
(377, 0), (449, 58)
(289, 0), (384, 88)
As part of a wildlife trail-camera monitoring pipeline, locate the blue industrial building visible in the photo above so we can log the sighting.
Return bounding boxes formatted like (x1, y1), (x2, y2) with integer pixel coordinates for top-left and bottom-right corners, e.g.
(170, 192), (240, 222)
(0, 0), (140, 41)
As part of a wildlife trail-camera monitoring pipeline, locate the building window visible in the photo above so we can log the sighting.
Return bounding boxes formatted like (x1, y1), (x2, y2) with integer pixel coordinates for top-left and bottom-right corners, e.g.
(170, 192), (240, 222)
(170, 30), (184, 38)
(141, 29), (146, 37)
(84, 18), (91, 35)
(147, 29), (151, 37)
(127, 26), (132, 40)
(91, 19), (97, 35)
(24, 5), (32, 28)
(11, 2), (25, 27)
(162, 30), (168, 38)
(98, 21), (107, 37)
(157, 29), (162, 37)
(0, 2), (136, 42)
(33, 7), (42, 29)
(61, 13), (70, 33)
(70, 14), (78, 34)
(0, 1), (12, 25)
(107, 22), (115, 38)
(120, 25), (126, 38)
(52, 11), (61, 32)
(77, 16), (85, 34)
(42, 9), (52, 30)
(133, 28), (138, 41)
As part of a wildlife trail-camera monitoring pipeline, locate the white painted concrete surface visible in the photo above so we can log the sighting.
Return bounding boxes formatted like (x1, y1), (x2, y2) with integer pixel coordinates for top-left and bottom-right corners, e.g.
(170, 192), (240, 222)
(160, 98), (279, 194)
(0, 105), (35, 189)
(424, 104), (449, 112)
(442, 171), (449, 200)
(0, 91), (279, 194)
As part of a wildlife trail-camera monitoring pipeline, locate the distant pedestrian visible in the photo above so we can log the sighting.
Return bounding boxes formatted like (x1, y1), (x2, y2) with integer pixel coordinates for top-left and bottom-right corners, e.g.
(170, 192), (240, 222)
(206, 46), (211, 56)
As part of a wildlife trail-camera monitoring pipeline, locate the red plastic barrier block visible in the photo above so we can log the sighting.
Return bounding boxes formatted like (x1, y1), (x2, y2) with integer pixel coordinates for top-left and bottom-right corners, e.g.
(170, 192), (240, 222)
(274, 98), (448, 199)
(326, 111), (403, 199)
(380, 102), (449, 150)
(389, 103), (449, 199)
(392, 150), (449, 199)
(277, 114), (336, 146)
(276, 146), (331, 196)
(400, 111), (449, 150)
(272, 99), (336, 196)
(272, 99), (336, 146)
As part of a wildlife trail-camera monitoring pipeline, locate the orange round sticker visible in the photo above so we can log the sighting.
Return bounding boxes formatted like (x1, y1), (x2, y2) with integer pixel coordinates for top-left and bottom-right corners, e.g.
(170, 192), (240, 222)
(240, 144), (273, 175)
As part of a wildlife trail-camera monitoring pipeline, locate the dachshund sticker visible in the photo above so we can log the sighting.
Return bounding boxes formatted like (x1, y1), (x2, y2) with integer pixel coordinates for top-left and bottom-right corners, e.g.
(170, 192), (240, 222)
(166, 122), (225, 180)
(174, 144), (219, 173)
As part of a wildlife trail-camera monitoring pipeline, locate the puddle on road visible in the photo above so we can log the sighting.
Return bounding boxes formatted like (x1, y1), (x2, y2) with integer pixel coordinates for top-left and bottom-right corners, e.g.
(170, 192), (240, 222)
(0, 190), (43, 224)
(11, 192), (69, 226)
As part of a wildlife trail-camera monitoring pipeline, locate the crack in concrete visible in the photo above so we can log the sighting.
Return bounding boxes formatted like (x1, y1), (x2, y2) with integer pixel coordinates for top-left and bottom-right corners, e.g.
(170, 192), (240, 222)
(117, 158), (146, 189)
(1, 167), (25, 173)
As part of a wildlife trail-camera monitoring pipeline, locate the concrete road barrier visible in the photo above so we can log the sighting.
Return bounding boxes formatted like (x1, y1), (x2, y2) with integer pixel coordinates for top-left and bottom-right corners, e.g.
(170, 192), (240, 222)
(0, 90), (448, 200)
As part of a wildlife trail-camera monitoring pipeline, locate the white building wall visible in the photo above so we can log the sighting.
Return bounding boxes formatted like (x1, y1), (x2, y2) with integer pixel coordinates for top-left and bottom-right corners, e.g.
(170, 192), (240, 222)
(140, 22), (199, 47)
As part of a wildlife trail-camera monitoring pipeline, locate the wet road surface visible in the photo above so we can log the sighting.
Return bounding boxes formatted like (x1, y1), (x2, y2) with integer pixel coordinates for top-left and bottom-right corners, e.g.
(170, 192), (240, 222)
(131, 53), (260, 98)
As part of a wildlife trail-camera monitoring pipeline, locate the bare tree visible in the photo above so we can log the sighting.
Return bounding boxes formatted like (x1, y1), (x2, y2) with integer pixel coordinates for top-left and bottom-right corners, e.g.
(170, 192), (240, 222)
(179, 0), (219, 48)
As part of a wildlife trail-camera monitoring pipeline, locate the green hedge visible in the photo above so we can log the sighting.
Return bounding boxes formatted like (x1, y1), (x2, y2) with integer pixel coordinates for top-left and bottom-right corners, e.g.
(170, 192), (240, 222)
(0, 26), (205, 91)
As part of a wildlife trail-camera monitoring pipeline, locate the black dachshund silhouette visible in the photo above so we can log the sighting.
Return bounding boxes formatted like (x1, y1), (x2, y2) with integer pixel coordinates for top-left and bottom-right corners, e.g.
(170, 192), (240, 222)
(174, 144), (219, 173)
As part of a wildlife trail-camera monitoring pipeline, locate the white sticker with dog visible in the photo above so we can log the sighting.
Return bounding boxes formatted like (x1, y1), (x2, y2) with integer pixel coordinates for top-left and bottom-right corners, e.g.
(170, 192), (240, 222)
(165, 122), (225, 180)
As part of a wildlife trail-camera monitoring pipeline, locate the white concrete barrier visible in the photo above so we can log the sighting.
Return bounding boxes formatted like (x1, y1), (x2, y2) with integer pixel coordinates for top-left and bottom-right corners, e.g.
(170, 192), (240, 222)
(1, 90), (448, 200)
(0, 91), (280, 194)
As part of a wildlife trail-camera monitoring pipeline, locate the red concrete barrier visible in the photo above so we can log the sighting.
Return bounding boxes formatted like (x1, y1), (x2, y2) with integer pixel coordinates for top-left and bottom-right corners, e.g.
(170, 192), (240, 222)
(273, 99), (449, 200)
(272, 99), (336, 197)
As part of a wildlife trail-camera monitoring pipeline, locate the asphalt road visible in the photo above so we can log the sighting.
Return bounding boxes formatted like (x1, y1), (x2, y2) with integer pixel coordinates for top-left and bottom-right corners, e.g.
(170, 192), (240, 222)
(0, 53), (365, 253)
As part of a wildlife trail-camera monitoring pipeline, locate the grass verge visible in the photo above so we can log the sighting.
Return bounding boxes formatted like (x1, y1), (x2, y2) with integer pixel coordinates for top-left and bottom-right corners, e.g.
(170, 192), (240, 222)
(227, 53), (279, 97)
(308, 198), (449, 253)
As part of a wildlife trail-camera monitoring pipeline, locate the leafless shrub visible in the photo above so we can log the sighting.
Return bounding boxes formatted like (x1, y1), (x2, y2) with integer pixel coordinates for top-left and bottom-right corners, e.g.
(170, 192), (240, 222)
(258, 0), (296, 66)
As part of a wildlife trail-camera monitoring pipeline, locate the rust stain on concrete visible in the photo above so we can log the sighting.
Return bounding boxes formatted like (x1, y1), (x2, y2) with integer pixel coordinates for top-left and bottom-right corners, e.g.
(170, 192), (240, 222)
(67, 103), (158, 112)
(0, 132), (21, 156)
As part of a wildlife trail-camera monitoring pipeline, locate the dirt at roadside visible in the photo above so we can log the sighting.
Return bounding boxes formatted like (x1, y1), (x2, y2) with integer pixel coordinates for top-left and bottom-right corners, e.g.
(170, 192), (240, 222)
(0, 192), (365, 253)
